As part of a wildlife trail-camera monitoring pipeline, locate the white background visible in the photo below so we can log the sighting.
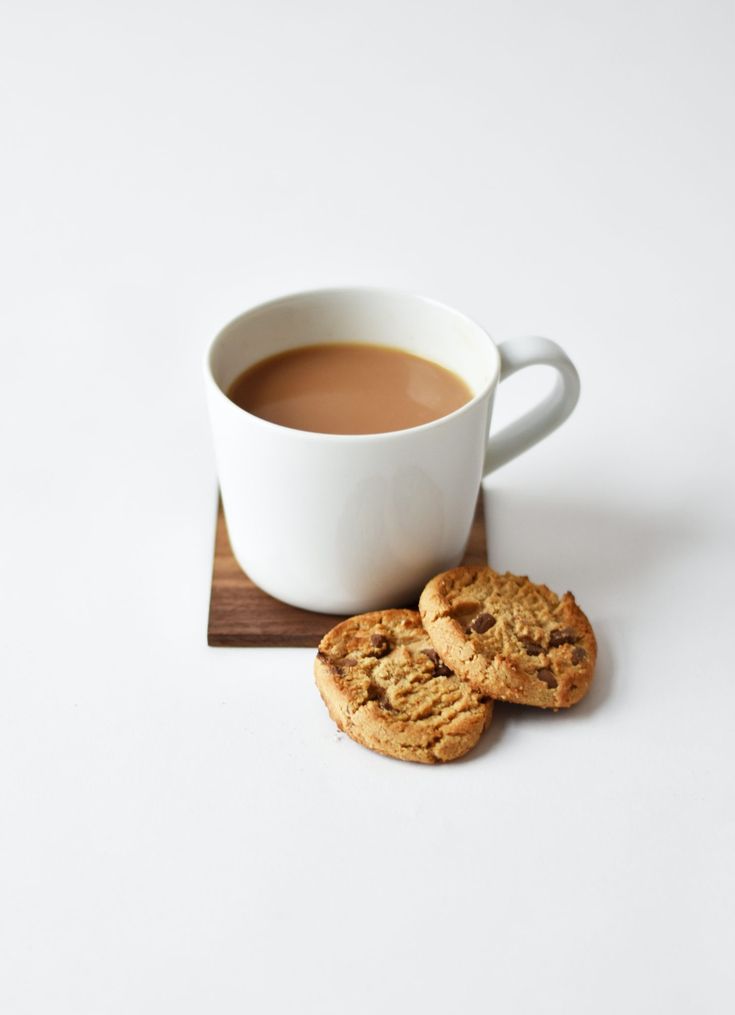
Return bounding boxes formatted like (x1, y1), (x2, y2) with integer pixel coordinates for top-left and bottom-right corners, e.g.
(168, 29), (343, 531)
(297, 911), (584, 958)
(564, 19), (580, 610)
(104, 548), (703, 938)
(2, 1), (734, 1012)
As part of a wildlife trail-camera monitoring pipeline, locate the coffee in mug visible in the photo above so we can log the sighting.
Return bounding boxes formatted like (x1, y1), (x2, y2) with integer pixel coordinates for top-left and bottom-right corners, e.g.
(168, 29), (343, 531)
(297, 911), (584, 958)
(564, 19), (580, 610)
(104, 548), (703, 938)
(226, 342), (472, 435)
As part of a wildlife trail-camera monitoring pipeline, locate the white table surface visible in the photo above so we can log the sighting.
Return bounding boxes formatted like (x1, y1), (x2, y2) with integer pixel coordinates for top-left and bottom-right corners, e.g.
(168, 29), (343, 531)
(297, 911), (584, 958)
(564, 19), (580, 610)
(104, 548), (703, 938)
(2, 2), (734, 1012)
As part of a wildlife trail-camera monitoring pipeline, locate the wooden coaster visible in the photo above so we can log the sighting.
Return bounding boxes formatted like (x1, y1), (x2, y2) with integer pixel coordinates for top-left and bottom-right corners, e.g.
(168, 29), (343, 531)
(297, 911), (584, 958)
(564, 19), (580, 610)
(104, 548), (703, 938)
(207, 494), (487, 647)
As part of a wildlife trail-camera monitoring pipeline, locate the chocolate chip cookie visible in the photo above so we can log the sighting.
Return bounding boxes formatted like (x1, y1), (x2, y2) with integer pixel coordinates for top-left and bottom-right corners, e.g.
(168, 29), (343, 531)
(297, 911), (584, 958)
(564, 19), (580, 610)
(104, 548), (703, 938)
(419, 567), (596, 709)
(314, 610), (493, 763)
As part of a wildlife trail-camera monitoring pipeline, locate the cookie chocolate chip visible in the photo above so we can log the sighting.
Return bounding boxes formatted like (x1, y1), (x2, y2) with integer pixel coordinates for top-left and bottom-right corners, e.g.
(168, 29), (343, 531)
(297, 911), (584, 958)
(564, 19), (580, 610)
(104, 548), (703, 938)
(369, 633), (392, 657)
(366, 680), (395, 711)
(536, 667), (558, 688)
(422, 648), (454, 677)
(520, 637), (543, 656)
(469, 612), (496, 634)
(548, 627), (578, 648)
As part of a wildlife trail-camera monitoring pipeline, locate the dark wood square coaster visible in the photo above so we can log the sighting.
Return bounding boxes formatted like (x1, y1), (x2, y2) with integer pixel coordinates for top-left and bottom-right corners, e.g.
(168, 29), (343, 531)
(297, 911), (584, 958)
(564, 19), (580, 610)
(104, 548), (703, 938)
(207, 494), (487, 647)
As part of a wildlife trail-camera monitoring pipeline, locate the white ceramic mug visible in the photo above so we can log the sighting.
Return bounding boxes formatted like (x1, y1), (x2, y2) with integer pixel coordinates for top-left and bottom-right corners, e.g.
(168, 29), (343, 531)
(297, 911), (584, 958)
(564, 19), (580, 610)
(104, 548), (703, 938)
(205, 287), (579, 614)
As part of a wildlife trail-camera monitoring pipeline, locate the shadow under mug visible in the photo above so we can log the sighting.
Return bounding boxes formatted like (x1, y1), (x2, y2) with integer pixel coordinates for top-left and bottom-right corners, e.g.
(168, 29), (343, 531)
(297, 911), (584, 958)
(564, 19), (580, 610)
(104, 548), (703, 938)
(205, 287), (579, 614)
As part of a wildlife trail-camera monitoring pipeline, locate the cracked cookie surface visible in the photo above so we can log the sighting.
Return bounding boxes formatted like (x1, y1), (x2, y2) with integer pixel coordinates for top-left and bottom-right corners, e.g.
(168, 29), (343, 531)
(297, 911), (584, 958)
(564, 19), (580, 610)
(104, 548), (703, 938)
(419, 567), (596, 709)
(314, 610), (492, 763)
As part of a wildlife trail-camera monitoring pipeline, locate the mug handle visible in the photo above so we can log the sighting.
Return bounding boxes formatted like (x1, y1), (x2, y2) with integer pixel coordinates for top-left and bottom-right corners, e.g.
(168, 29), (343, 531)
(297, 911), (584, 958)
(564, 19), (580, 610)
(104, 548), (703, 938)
(484, 336), (580, 475)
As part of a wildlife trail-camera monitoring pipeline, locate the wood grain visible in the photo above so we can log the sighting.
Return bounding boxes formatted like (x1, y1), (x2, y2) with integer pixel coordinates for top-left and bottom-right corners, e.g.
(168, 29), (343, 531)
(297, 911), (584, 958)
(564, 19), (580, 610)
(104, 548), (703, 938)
(207, 494), (487, 647)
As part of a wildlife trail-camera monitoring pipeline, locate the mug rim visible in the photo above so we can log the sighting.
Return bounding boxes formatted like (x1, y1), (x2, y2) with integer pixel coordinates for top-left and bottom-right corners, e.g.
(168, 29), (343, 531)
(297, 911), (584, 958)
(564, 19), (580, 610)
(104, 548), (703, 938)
(204, 285), (501, 443)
